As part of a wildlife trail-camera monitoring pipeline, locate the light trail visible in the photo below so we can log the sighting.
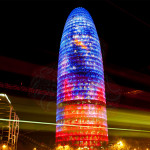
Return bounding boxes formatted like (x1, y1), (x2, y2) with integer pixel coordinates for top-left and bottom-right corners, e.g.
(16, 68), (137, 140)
(0, 93), (11, 104)
(1, 118), (150, 133)
(0, 81), (55, 97)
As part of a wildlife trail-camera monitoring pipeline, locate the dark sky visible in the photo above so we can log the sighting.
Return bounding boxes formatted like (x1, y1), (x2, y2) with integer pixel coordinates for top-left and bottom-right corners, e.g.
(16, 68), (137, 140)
(0, 0), (150, 148)
(1, 0), (150, 67)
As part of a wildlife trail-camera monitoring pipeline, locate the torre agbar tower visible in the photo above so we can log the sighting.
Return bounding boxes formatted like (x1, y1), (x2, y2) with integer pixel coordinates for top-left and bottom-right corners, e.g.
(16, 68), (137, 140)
(56, 7), (108, 149)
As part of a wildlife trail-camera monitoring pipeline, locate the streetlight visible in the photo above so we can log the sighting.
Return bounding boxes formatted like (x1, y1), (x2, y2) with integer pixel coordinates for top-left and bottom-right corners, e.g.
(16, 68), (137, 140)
(57, 145), (63, 150)
(115, 141), (124, 149)
(2, 144), (7, 149)
(64, 145), (70, 150)
(117, 141), (123, 147)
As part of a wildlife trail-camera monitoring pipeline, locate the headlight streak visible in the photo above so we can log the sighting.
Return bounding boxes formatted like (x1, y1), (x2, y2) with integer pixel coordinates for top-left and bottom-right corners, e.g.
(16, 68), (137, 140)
(1, 118), (150, 133)
(0, 93), (11, 104)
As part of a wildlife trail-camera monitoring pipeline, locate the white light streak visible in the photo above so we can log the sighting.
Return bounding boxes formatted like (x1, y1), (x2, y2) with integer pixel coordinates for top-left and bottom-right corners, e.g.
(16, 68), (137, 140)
(0, 93), (11, 104)
(0, 118), (150, 133)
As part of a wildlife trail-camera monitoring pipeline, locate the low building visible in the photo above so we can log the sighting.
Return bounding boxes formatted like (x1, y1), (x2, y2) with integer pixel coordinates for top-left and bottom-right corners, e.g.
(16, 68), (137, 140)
(0, 94), (19, 150)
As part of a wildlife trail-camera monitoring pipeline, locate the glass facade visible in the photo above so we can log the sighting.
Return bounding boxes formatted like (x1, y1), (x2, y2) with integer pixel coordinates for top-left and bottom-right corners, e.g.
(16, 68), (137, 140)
(56, 7), (108, 149)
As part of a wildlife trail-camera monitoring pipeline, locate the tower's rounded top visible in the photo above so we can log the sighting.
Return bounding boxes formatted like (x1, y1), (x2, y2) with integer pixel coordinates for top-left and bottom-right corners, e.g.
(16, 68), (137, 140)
(70, 7), (89, 14)
(66, 7), (94, 23)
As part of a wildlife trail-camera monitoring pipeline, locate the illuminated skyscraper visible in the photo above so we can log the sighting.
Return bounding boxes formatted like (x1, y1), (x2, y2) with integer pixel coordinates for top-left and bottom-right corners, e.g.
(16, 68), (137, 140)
(56, 7), (108, 149)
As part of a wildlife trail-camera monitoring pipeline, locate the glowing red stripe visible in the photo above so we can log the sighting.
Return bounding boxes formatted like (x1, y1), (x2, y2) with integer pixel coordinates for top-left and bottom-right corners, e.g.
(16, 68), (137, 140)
(0, 81), (55, 97)
(0, 56), (56, 81)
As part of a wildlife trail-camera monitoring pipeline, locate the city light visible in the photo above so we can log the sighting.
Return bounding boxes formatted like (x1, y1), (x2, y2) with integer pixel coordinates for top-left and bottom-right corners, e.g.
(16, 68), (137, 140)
(64, 145), (70, 150)
(56, 145), (64, 150)
(2, 144), (7, 149)
(117, 141), (123, 147)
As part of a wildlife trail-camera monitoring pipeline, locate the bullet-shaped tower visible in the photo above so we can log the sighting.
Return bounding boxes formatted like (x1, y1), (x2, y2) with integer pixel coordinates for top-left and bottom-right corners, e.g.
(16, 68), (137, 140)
(56, 7), (108, 149)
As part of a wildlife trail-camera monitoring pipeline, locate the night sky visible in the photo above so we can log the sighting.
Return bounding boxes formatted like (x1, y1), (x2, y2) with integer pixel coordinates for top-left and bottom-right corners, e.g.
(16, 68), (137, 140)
(0, 0), (150, 149)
